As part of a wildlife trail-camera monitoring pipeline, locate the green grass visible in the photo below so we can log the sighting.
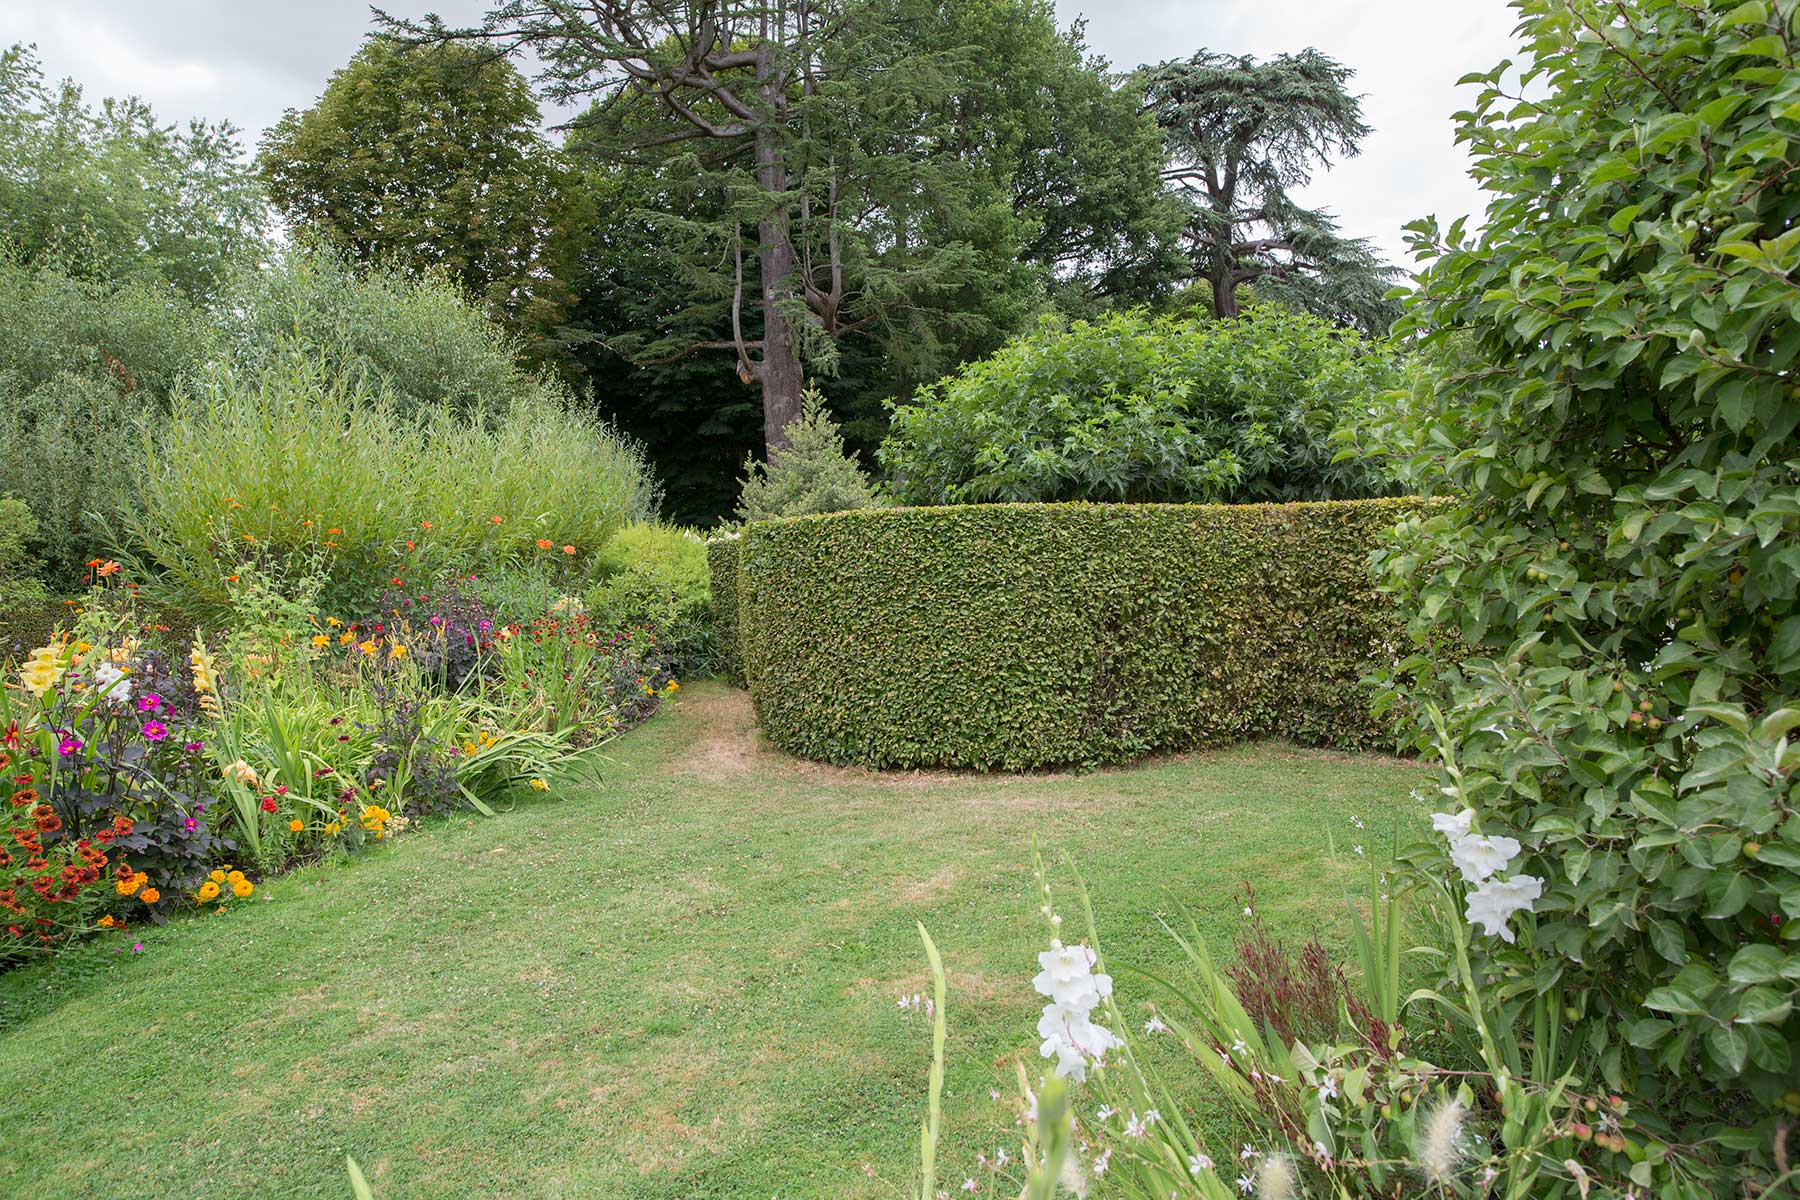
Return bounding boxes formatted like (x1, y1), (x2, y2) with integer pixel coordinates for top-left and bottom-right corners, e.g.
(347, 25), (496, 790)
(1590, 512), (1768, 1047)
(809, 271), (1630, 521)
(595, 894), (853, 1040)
(0, 682), (1428, 1198)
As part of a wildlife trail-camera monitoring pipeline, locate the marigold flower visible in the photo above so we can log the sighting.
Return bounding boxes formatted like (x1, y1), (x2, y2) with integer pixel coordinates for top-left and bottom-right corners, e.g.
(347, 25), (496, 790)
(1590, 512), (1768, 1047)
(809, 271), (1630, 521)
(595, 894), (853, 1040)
(536, 538), (553, 550)
(289, 819), (304, 832)
(529, 779), (550, 792)
(562, 545), (576, 555)
(197, 880), (220, 902)
(139, 887), (160, 904)
(231, 879), (253, 898)
(209, 869), (226, 883)
(98, 914), (115, 928)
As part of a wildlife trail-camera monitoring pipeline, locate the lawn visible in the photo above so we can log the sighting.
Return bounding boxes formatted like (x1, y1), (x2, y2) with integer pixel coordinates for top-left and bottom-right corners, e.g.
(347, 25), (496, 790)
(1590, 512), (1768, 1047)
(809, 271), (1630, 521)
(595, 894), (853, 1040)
(0, 682), (1428, 1199)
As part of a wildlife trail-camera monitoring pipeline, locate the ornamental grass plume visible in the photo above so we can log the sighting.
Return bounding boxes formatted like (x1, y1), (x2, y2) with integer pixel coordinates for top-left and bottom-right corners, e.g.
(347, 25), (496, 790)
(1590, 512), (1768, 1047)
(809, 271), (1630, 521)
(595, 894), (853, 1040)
(1255, 1154), (1296, 1200)
(1417, 1097), (1466, 1185)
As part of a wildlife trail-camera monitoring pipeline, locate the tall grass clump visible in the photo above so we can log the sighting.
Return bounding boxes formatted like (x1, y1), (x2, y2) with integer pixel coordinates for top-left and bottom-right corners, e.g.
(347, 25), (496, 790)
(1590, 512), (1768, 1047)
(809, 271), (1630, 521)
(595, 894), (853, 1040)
(120, 349), (659, 617)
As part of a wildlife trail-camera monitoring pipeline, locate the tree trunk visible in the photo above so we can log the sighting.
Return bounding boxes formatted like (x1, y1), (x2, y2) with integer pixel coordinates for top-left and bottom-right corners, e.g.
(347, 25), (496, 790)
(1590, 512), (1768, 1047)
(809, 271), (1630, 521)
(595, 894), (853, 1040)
(754, 48), (804, 453)
(1210, 242), (1239, 321)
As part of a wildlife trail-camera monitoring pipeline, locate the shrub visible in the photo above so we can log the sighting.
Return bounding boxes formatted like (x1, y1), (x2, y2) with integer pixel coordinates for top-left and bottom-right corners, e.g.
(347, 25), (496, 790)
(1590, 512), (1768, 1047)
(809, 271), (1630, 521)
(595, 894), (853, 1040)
(585, 523), (713, 676)
(0, 255), (210, 586)
(736, 498), (1421, 770)
(0, 496), (48, 612)
(1340, 0), (1800, 1182)
(734, 390), (883, 523)
(213, 246), (536, 421)
(707, 535), (745, 687)
(878, 305), (1401, 506)
(120, 351), (660, 618)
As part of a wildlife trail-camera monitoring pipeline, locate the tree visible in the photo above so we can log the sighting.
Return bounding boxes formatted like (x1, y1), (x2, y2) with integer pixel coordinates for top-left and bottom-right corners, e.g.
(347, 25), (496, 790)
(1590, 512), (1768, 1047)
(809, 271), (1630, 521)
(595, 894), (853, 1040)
(1343, 0), (1800, 1183)
(735, 390), (881, 521)
(0, 44), (266, 302)
(257, 37), (579, 368)
(380, 0), (1104, 453)
(1139, 49), (1399, 335)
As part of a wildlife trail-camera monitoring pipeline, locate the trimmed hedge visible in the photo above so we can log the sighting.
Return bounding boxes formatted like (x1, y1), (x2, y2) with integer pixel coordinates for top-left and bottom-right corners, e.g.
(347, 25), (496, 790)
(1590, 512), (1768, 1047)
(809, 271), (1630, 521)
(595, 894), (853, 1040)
(707, 535), (746, 687)
(736, 498), (1425, 770)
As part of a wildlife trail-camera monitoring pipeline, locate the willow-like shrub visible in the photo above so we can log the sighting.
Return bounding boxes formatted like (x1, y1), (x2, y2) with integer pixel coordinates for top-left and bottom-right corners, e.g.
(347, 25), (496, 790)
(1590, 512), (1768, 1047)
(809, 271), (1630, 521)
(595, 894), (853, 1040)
(735, 498), (1421, 770)
(123, 353), (659, 617)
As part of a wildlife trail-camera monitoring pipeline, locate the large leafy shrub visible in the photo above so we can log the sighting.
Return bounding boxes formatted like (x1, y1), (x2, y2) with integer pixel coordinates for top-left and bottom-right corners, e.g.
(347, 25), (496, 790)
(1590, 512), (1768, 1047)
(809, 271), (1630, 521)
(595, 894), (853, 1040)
(0, 255), (210, 585)
(121, 352), (659, 618)
(214, 246), (540, 420)
(734, 499), (1421, 769)
(585, 523), (714, 676)
(1344, 0), (1800, 1183)
(878, 305), (1400, 505)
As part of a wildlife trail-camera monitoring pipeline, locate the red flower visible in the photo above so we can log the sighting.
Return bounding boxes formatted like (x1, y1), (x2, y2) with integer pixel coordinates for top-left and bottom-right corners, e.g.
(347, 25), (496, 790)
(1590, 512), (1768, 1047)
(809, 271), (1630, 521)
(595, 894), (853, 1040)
(260, 796), (279, 813)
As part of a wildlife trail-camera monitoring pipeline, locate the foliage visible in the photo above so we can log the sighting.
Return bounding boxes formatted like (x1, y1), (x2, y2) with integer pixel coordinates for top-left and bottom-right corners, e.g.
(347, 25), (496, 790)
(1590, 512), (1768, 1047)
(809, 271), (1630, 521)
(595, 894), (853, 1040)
(0, 44), (267, 302)
(491, 612), (678, 738)
(735, 392), (884, 522)
(586, 524), (715, 677)
(0, 254), (211, 586)
(373, 581), (500, 693)
(0, 496), (47, 611)
(1001, 850), (1700, 1200)
(213, 245), (547, 421)
(1339, 0), (1800, 1183)
(258, 38), (580, 368)
(707, 535), (745, 687)
(120, 351), (659, 618)
(1138, 49), (1399, 335)
(735, 498), (1422, 769)
(389, 0), (1165, 455)
(879, 306), (1401, 505)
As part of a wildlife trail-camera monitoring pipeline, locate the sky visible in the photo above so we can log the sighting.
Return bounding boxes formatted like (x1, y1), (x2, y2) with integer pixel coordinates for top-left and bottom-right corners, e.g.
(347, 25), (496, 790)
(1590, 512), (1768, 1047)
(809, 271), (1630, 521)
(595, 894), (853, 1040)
(5, 0), (1522, 268)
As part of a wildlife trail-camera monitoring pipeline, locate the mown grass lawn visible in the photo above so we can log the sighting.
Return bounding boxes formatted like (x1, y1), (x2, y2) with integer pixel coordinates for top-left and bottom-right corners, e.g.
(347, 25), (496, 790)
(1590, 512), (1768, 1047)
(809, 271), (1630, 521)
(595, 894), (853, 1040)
(0, 682), (1428, 1199)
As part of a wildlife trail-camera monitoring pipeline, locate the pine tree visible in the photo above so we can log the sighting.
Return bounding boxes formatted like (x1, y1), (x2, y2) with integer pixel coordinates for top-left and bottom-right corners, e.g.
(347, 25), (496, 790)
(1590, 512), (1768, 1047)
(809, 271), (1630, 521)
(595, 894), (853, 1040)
(734, 390), (881, 522)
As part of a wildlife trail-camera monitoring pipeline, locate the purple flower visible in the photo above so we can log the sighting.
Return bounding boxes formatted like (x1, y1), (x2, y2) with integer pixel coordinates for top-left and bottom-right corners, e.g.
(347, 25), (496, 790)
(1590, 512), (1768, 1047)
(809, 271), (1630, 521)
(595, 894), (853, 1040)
(477, 619), (493, 632)
(194, 802), (205, 814)
(136, 692), (163, 713)
(57, 735), (83, 757)
(141, 721), (169, 743)
(184, 741), (205, 753)
(183, 816), (199, 833)
(131, 942), (143, 952)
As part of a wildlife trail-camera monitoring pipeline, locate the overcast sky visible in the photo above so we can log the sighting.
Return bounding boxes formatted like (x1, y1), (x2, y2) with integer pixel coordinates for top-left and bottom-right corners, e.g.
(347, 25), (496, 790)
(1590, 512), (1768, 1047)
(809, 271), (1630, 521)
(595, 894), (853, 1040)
(6, 0), (1520, 268)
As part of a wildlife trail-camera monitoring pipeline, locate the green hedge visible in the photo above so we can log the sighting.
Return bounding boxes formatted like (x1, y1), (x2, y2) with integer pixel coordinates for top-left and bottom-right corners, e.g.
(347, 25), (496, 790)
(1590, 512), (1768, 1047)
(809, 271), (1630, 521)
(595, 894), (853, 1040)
(737, 499), (1426, 770)
(707, 535), (746, 687)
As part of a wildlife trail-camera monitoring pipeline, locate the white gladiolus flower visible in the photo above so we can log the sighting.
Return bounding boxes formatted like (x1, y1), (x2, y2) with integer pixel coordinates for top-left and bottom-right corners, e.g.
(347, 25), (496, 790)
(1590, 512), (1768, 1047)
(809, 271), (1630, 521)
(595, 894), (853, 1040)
(1430, 808), (1475, 840)
(1465, 875), (1544, 942)
(1448, 832), (1522, 884)
(1032, 940), (1119, 1081)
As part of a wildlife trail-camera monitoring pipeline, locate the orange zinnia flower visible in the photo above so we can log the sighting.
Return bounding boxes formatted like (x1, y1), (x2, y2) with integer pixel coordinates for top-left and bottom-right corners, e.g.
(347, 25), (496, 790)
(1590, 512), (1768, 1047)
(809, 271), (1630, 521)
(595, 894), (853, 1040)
(536, 539), (552, 550)
(562, 545), (576, 555)
(489, 515), (503, 525)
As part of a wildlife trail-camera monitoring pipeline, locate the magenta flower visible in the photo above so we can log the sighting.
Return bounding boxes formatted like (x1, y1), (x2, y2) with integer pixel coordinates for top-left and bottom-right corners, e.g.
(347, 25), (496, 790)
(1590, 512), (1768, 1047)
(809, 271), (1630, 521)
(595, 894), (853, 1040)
(136, 692), (163, 713)
(184, 741), (205, 753)
(57, 735), (83, 757)
(141, 721), (169, 742)
(183, 816), (199, 833)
